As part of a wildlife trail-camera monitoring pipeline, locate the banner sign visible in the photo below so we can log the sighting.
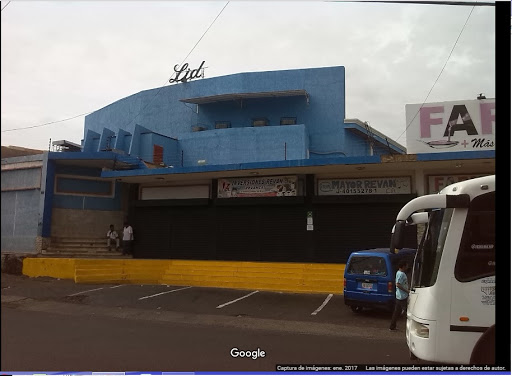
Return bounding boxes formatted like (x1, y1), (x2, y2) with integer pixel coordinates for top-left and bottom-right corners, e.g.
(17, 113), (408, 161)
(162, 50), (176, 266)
(318, 177), (411, 195)
(428, 174), (488, 194)
(405, 99), (495, 154)
(218, 176), (297, 198)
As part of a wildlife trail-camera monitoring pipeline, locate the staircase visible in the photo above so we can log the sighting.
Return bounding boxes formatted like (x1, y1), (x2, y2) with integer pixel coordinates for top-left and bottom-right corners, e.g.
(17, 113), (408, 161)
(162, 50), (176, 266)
(42, 237), (129, 258)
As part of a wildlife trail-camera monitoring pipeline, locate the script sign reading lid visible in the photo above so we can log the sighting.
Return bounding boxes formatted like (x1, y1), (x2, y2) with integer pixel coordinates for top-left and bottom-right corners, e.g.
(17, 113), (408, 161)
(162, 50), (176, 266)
(169, 61), (206, 83)
(318, 177), (411, 195)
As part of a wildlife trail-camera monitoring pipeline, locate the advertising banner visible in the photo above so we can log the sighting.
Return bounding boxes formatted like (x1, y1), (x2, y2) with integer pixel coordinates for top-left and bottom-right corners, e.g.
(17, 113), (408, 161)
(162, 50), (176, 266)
(218, 176), (297, 198)
(405, 99), (495, 154)
(427, 174), (487, 194)
(318, 177), (411, 195)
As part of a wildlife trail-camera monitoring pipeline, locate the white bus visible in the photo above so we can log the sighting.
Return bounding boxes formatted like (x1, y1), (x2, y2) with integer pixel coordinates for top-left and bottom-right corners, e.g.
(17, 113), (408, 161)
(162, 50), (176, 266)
(390, 175), (495, 364)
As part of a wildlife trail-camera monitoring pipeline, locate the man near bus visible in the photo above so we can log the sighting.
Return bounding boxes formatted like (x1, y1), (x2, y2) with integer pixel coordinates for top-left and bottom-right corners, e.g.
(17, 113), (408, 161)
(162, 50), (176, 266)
(389, 260), (409, 331)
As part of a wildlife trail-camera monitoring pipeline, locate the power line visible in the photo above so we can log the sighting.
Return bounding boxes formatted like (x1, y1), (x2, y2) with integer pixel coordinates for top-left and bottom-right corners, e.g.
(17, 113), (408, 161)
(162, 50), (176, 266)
(1, 112), (93, 133)
(396, 1), (477, 142)
(2, 2), (230, 134)
(118, 1), (229, 131)
(328, 0), (494, 6)
(1, 1), (11, 12)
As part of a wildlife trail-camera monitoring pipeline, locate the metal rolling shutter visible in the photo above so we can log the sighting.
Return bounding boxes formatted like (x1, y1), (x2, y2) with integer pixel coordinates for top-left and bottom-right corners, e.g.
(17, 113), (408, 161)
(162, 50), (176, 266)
(215, 206), (261, 261)
(132, 207), (172, 259)
(169, 206), (215, 260)
(259, 205), (308, 262)
(313, 203), (415, 263)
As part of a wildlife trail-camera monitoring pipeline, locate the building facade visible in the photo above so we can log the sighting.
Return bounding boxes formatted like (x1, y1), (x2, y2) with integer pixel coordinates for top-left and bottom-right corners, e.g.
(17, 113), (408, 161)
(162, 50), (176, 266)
(1, 66), (495, 263)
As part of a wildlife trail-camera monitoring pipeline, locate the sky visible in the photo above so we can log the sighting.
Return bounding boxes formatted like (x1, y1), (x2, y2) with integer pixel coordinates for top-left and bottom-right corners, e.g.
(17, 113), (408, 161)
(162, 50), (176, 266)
(1, 0), (497, 151)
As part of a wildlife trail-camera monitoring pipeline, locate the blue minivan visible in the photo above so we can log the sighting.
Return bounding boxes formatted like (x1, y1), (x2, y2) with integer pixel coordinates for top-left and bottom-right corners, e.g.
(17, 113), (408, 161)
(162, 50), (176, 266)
(343, 248), (416, 313)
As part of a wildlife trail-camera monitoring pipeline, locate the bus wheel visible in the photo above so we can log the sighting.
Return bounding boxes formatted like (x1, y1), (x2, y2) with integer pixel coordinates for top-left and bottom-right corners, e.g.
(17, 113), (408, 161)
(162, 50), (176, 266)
(351, 306), (363, 313)
(470, 325), (495, 364)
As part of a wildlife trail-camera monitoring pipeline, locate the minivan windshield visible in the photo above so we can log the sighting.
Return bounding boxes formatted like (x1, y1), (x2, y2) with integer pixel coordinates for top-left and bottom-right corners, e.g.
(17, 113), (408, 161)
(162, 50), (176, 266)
(347, 256), (387, 276)
(412, 208), (454, 288)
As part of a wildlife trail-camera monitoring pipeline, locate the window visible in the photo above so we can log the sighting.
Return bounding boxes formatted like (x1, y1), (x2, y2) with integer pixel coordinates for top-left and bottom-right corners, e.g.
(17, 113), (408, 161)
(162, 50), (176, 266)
(280, 117), (297, 125)
(55, 175), (114, 197)
(252, 118), (269, 127)
(153, 144), (163, 165)
(455, 192), (495, 282)
(347, 256), (387, 276)
(413, 208), (454, 288)
(215, 121), (231, 129)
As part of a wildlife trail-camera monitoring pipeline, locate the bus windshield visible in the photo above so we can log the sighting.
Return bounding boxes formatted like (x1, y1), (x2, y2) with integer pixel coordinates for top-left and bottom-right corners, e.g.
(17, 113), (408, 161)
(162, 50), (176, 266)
(412, 208), (454, 288)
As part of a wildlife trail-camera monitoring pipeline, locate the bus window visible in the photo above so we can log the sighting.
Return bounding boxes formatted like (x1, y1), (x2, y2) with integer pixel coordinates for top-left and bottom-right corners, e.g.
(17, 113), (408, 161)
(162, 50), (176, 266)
(455, 192), (495, 282)
(413, 208), (454, 288)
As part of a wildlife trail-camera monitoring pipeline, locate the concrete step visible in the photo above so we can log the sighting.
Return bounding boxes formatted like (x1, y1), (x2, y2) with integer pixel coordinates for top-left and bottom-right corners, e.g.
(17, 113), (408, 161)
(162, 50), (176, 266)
(41, 254), (130, 259)
(51, 237), (109, 244)
(41, 250), (129, 258)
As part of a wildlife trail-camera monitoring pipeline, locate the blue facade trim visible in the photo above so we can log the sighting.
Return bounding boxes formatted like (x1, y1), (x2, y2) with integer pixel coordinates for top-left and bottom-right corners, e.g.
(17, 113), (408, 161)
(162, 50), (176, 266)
(99, 127), (116, 151)
(100, 155), (382, 178)
(416, 150), (495, 161)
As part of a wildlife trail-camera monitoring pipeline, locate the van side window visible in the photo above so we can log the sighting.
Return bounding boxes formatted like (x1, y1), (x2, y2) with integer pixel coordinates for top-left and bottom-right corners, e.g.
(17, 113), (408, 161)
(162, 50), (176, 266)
(455, 192), (495, 282)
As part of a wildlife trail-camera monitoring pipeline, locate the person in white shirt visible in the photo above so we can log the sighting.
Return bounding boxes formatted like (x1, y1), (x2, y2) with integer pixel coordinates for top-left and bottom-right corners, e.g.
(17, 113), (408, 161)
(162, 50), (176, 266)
(106, 224), (120, 251)
(122, 222), (134, 255)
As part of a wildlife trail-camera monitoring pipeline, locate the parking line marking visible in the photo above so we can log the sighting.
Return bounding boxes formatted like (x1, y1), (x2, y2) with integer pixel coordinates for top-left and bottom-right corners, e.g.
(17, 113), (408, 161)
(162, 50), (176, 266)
(138, 286), (192, 300)
(110, 285), (124, 289)
(216, 290), (259, 309)
(68, 287), (104, 297)
(311, 294), (333, 315)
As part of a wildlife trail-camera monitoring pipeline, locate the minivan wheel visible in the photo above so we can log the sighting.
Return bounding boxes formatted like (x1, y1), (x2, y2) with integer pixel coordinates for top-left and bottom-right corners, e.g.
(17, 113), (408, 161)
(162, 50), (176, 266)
(351, 306), (363, 313)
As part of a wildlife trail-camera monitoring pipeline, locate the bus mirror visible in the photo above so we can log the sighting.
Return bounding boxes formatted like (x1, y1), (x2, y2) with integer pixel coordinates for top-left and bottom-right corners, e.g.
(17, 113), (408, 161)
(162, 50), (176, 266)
(391, 220), (406, 251)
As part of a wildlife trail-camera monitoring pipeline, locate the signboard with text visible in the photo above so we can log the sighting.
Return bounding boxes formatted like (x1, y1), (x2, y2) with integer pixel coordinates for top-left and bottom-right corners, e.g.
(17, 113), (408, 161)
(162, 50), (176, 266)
(218, 176), (297, 198)
(318, 177), (411, 195)
(427, 174), (487, 194)
(405, 99), (495, 154)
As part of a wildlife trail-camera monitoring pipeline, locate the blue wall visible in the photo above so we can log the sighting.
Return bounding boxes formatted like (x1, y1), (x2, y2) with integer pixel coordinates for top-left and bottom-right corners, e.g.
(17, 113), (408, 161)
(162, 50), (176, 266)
(179, 124), (309, 166)
(83, 66), (351, 167)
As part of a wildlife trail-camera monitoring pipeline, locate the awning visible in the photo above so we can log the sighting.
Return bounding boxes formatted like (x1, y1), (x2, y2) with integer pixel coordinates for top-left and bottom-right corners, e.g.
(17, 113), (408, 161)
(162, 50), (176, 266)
(180, 90), (309, 104)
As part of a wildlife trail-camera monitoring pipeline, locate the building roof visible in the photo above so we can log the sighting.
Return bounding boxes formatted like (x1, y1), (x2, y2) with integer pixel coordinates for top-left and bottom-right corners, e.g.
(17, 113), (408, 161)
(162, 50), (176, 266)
(1, 146), (44, 159)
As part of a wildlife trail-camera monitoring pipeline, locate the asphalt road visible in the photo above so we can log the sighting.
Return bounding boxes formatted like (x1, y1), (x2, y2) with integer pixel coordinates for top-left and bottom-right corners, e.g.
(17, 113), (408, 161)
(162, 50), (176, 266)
(1, 273), (424, 372)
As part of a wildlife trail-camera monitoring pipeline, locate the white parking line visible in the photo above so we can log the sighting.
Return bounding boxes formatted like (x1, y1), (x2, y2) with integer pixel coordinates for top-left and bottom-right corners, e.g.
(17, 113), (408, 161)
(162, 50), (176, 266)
(138, 286), (193, 300)
(216, 290), (259, 309)
(311, 294), (333, 315)
(110, 285), (124, 289)
(68, 287), (105, 297)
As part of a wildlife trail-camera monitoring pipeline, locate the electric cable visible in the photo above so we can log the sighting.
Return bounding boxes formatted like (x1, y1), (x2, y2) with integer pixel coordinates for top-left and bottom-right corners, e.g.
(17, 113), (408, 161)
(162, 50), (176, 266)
(1, 1), (11, 12)
(395, 1), (477, 142)
(2, 2), (230, 134)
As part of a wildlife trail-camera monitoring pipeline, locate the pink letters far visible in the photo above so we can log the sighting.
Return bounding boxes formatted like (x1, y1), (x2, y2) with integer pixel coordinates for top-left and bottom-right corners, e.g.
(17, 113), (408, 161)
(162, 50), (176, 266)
(419, 103), (495, 138)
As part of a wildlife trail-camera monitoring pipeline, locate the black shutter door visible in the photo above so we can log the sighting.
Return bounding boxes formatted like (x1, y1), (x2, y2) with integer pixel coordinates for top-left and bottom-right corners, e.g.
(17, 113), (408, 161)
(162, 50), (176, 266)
(313, 203), (416, 263)
(132, 206), (172, 259)
(215, 206), (261, 261)
(259, 205), (308, 262)
(169, 206), (215, 260)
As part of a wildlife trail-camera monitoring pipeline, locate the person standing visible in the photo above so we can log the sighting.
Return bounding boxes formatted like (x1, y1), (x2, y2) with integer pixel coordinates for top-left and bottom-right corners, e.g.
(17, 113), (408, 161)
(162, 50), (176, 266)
(389, 260), (410, 331)
(122, 222), (134, 256)
(106, 224), (120, 251)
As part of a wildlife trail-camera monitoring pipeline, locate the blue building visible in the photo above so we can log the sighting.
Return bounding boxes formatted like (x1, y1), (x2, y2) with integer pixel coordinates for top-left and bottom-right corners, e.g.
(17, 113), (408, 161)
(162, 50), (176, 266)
(81, 66), (403, 165)
(1, 66), (495, 263)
